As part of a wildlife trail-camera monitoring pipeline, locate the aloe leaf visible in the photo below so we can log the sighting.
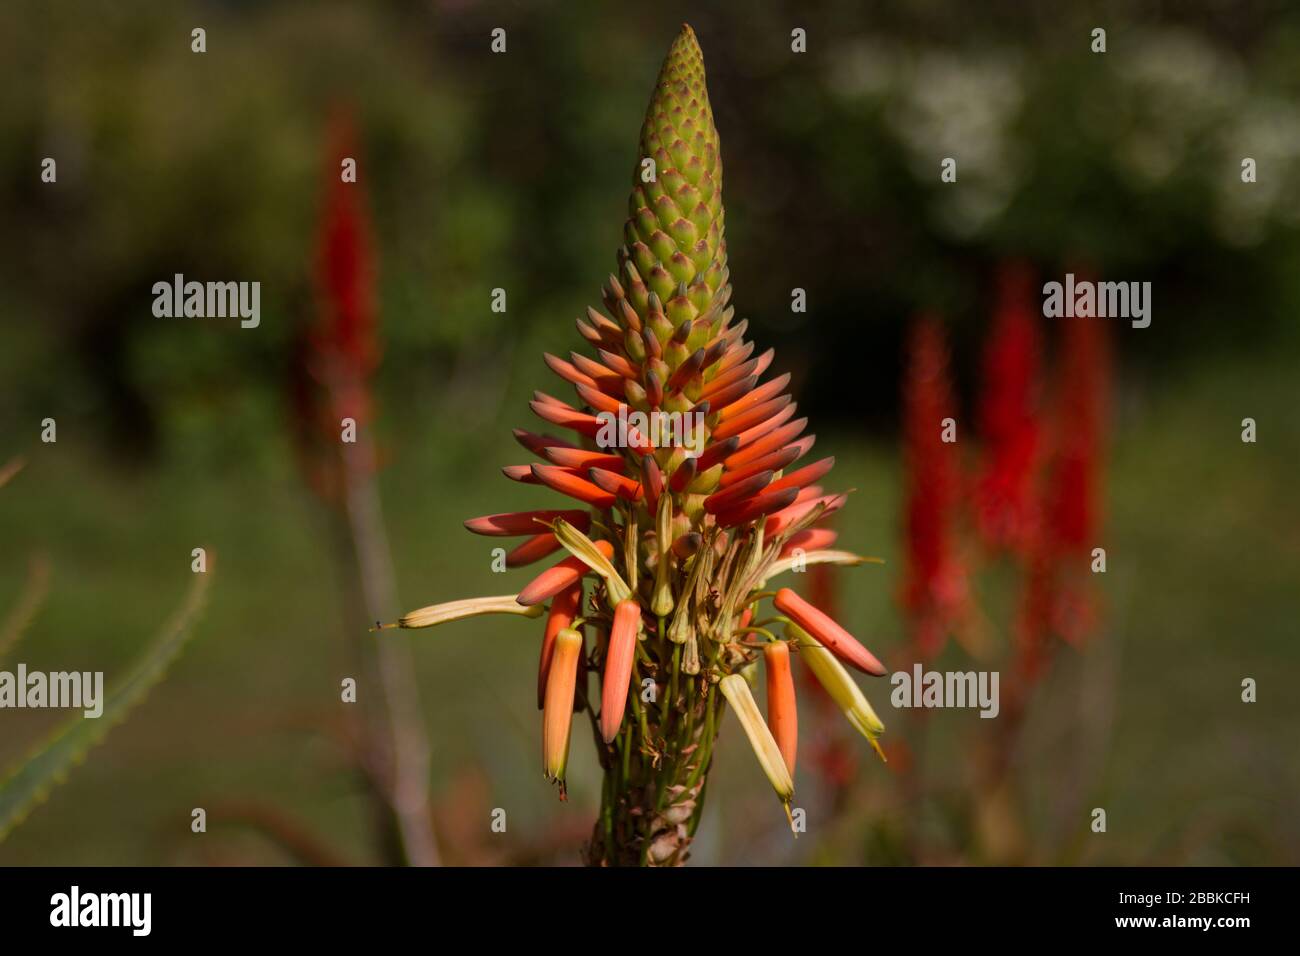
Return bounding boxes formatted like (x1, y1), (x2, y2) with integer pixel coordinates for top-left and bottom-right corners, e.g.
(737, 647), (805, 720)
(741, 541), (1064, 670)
(0, 456), (25, 490)
(0, 554), (51, 663)
(0, 573), (210, 842)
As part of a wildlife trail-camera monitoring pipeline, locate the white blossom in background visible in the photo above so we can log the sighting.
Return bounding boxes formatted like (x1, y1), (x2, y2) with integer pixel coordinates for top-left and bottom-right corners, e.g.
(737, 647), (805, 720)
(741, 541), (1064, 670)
(828, 41), (1025, 238)
(1111, 29), (1243, 188)
(891, 51), (1024, 237)
(1214, 98), (1300, 245)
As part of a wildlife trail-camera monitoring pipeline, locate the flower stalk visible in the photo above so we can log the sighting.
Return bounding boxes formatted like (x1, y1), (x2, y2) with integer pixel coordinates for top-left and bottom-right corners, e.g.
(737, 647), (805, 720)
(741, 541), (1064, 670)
(295, 113), (439, 866)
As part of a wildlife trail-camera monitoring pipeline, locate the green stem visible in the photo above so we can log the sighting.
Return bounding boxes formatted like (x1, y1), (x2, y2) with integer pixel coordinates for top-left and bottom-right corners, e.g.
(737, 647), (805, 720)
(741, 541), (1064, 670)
(685, 684), (717, 791)
(667, 640), (681, 724)
(620, 721), (632, 788)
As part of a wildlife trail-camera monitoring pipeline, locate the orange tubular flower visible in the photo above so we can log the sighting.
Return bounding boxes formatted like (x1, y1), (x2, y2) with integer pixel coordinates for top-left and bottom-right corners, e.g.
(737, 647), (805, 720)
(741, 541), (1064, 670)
(392, 25), (888, 867)
(600, 600), (643, 743)
(517, 540), (615, 607)
(538, 583), (583, 709)
(464, 509), (590, 536)
(780, 527), (838, 558)
(543, 627), (585, 796)
(506, 533), (563, 568)
(764, 641), (798, 775)
(774, 588), (887, 676)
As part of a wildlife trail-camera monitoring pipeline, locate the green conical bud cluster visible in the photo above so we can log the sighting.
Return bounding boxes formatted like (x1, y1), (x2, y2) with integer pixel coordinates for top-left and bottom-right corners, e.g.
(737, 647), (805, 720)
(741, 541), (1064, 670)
(614, 24), (730, 352)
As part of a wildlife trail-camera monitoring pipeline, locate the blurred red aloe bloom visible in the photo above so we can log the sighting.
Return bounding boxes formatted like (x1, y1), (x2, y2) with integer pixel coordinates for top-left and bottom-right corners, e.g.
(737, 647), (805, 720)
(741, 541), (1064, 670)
(1017, 299), (1112, 677)
(1046, 309), (1110, 559)
(314, 113), (379, 390)
(288, 111), (438, 866)
(289, 110), (381, 496)
(975, 262), (1043, 556)
(899, 315), (969, 659)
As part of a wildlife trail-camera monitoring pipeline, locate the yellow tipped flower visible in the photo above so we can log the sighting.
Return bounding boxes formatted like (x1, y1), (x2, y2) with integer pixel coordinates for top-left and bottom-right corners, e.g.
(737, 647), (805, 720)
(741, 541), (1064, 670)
(789, 624), (887, 761)
(396, 594), (545, 629)
(538, 582), (582, 709)
(719, 674), (794, 805)
(650, 493), (675, 617)
(551, 517), (632, 606)
(763, 550), (883, 580)
(543, 627), (585, 794)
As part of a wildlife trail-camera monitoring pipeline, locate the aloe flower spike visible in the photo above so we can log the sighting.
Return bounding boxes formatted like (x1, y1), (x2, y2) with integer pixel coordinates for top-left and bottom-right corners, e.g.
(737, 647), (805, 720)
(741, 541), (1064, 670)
(398, 24), (888, 865)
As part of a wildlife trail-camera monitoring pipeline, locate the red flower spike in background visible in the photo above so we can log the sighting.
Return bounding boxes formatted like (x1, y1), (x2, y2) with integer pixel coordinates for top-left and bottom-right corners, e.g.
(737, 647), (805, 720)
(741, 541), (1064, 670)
(975, 261), (1044, 556)
(306, 112), (381, 449)
(1046, 309), (1110, 561)
(899, 315), (970, 660)
(1015, 275), (1112, 680)
(1024, 305), (1112, 662)
(289, 112), (380, 496)
(292, 111), (440, 866)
